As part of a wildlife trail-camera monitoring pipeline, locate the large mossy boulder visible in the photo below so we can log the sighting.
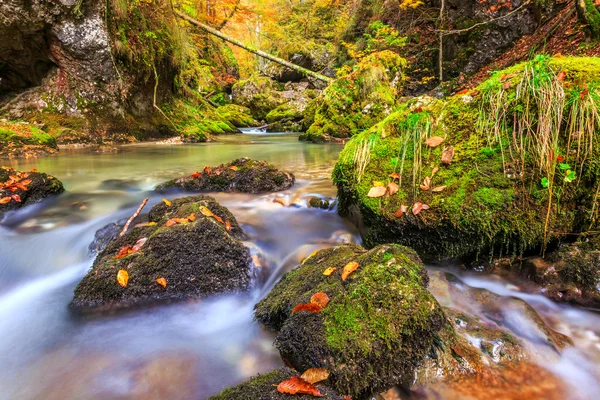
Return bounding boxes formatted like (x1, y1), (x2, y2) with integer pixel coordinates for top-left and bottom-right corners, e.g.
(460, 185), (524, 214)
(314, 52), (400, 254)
(255, 244), (445, 397)
(232, 76), (286, 120)
(0, 166), (64, 219)
(207, 367), (345, 400)
(71, 195), (250, 312)
(300, 51), (406, 143)
(333, 56), (600, 261)
(155, 158), (295, 194)
(0, 120), (58, 158)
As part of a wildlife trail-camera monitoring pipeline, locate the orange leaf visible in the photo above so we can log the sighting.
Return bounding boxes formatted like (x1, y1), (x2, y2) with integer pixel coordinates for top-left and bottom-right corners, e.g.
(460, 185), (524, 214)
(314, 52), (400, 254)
(310, 292), (330, 308)
(20, 179), (32, 186)
(225, 220), (231, 231)
(502, 81), (511, 90)
(30, 168), (38, 173)
(156, 277), (167, 288)
(292, 303), (322, 314)
(425, 136), (444, 148)
(557, 71), (566, 82)
(191, 171), (201, 179)
(15, 183), (28, 191)
(277, 376), (322, 396)
(394, 205), (408, 218)
(188, 213), (196, 222)
(116, 245), (132, 259)
(303, 249), (319, 265)
(166, 218), (178, 227)
(432, 185), (447, 192)
(367, 186), (387, 198)
(386, 182), (399, 196)
(580, 88), (590, 99)
(389, 172), (400, 180)
(229, 165), (239, 171)
(11, 194), (21, 202)
(162, 198), (172, 207)
(323, 267), (337, 276)
(301, 368), (330, 384)
(412, 202), (430, 215)
(273, 197), (287, 206)
(117, 269), (129, 287)
(342, 261), (359, 281)
(0, 197), (11, 204)
(455, 89), (469, 95)
(131, 238), (147, 252)
(441, 146), (455, 164)
(431, 167), (439, 177)
(199, 206), (223, 223)
(203, 166), (212, 175)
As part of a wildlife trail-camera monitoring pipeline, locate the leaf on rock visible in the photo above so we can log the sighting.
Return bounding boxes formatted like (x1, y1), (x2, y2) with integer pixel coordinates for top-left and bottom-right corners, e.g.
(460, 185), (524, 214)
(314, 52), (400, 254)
(188, 213), (196, 222)
(301, 368), (330, 384)
(225, 220), (232, 231)
(191, 171), (201, 179)
(229, 165), (239, 171)
(432, 185), (447, 192)
(412, 202), (430, 215)
(323, 267), (337, 276)
(199, 206), (224, 223)
(131, 238), (147, 252)
(20, 179), (32, 186)
(117, 269), (129, 287)
(394, 205), (408, 218)
(387, 182), (399, 196)
(310, 292), (330, 308)
(166, 218), (189, 227)
(11, 194), (21, 202)
(342, 261), (359, 281)
(455, 89), (469, 95)
(441, 146), (455, 165)
(292, 303), (322, 314)
(162, 198), (172, 207)
(0, 197), (11, 204)
(116, 245), (133, 259)
(203, 166), (212, 175)
(425, 136), (444, 148)
(302, 249), (319, 265)
(277, 376), (322, 397)
(156, 277), (167, 288)
(367, 186), (387, 198)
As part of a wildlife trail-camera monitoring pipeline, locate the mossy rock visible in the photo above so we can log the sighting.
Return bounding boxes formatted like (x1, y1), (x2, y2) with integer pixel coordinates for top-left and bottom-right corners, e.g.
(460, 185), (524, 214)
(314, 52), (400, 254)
(0, 166), (65, 219)
(255, 244), (445, 397)
(301, 51), (406, 143)
(71, 195), (250, 312)
(231, 76), (285, 120)
(165, 99), (239, 143)
(216, 104), (258, 127)
(0, 121), (58, 158)
(333, 56), (600, 262)
(207, 367), (345, 400)
(155, 158), (295, 194)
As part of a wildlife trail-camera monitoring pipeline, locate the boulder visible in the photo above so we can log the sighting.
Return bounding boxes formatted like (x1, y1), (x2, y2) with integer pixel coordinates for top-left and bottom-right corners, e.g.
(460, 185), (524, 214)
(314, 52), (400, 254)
(71, 195), (250, 312)
(231, 76), (285, 120)
(255, 244), (445, 397)
(333, 56), (600, 262)
(0, 120), (58, 158)
(155, 158), (295, 194)
(0, 166), (64, 219)
(206, 367), (345, 400)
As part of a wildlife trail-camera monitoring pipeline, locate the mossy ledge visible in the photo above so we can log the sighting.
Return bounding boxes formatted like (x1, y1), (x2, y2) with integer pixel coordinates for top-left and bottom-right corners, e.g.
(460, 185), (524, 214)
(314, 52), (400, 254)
(0, 121), (58, 158)
(255, 244), (445, 397)
(333, 56), (600, 262)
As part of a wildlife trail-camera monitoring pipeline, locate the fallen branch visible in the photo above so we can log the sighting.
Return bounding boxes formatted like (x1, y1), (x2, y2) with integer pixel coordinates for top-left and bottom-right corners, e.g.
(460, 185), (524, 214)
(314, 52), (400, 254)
(120, 197), (149, 237)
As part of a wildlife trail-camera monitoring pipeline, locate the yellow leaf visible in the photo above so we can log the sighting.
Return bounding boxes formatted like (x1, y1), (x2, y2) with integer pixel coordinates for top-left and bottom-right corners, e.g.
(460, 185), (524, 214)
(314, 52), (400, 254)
(372, 181), (385, 187)
(144, 222), (157, 226)
(199, 206), (223, 223)
(162, 198), (172, 207)
(156, 277), (167, 288)
(117, 269), (129, 287)
(301, 368), (330, 384)
(323, 267), (337, 276)
(302, 249), (319, 265)
(229, 165), (239, 171)
(342, 261), (359, 280)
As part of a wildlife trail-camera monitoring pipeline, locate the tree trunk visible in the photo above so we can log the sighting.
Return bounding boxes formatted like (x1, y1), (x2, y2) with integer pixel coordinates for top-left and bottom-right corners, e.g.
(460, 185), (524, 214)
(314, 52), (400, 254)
(576, 0), (600, 37)
(174, 11), (333, 83)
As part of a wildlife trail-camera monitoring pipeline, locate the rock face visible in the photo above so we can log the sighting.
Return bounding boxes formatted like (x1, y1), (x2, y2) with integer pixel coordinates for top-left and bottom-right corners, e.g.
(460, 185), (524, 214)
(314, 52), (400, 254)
(334, 56), (600, 262)
(206, 367), (346, 400)
(255, 244), (445, 398)
(71, 195), (250, 312)
(0, 166), (64, 219)
(155, 158), (295, 194)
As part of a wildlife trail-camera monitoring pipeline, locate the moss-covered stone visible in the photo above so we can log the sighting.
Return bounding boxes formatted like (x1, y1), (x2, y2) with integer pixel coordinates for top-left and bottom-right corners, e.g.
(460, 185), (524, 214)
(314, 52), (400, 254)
(333, 56), (600, 262)
(0, 121), (58, 158)
(255, 244), (445, 397)
(71, 195), (250, 312)
(155, 158), (295, 194)
(216, 104), (258, 127)
(231, 76), (285, 120)
(0, 166), (64, 219)
(207, 367), (345, 400)
(300, 51), (406, 143)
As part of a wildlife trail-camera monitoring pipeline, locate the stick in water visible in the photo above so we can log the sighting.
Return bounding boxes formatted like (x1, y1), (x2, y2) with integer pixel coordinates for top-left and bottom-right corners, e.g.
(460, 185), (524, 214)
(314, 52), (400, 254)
(120, 197), (149, 237)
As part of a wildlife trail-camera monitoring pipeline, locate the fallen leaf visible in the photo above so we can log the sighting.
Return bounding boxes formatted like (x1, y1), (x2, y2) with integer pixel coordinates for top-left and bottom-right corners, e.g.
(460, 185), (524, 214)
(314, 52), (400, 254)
(557, 71), (566, 82)
(0, 197), (10, 204)
(273, 197), (287, 206)
(455, 89), (469, 95)
(425, 136), (444, 148)
(432, 185), (447, 192)
(580, 88), (590, 99)
(387, 182), (399, 196)
(188, 213), (196, 222)
(389, 172), (400, 180)
(166, 218), (189, 227)
(310, 292), (330, 308)
(30, 168), (38, 173)
(162, 198), (172, 207)
(117, 269), (129, 287)
(441, 146), (455, 164)
(292, 303), (322, 314)
(20, 179), (32, 186)
(323, 267), (337, 276)
(431, 167), (439, 177)
(372, 181), (385, 187)
(277, 376), (322, 396)
(131, 238), (147, 252)
(229, 165), (239, 171)
(342, 261), (359, 280)
(116, 246), (132, 259)
(203, 166), (212, 175)
(199, 206), (223, 223)
(225, 220), (232, 231)
(394, 205), (408, 218)
(145, 221), (157, 226)
(156, 277), (167, 288)
(191, 171), (201, 179)
(10, 194), (21, 202)
(367, 186), (387, 198)
(502, 81), (511, 90)
(302, 249), (319, 264)
(301, 368), (330, 384)
(412, 202), (430, 215)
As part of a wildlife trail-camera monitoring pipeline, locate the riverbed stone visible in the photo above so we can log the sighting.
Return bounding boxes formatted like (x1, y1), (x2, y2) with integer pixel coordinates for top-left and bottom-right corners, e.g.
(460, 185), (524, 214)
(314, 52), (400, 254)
(255, 244), (445, 398)
(0, 166), (64, 219)
(155, 158), (295, 194)
(71, 195), (250, 312)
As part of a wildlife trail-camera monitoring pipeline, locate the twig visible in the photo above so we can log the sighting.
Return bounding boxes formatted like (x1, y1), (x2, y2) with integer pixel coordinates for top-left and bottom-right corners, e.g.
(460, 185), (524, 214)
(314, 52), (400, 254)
(120, 197), (149, 237)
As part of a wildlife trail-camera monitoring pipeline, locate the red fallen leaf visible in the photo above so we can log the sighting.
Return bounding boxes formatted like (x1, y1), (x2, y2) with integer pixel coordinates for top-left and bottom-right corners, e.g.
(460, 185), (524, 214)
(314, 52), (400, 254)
(15, 183), (28, 191)
(156, 277), (167, 288)
(191, 171), (201, 179)
(9, 186), (18, 193)
(412, 106), (423, 113)
(9, 175), (19, 181)
(310, 292), (330, 308)
(455, 89), (470, 95)
(11, 194), (21, 202)
(292, 303), (322, 314)
(502, 81), (511, 90)
(199, 206), (224, 223)
(557, 155), (565, 162)
(203, 166), (212, 175)
(342, 261), (359, 280)
(442, 146), (455, 164)
(116, 245), (132, 259)
(166, 218), (190, 227)
(367, 186), (387, 198)
(394, 204), (408, 218)
(225, 220), (232, 231)
(425, 136), (444, 148)
(131, 238), (147, 252)
(557, 71), (566, 82)
(387, 182), (399, 196)
(20, 179), (32, 186)
(412, 202), (430, 215)
(277, 376), (322, 396)
(580, 88), (590, 99)
(0, 197), (11, 204)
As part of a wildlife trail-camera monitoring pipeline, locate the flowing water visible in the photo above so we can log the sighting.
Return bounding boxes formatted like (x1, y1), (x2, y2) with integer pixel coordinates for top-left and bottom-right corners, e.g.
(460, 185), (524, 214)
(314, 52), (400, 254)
(0, 132), (598, 399)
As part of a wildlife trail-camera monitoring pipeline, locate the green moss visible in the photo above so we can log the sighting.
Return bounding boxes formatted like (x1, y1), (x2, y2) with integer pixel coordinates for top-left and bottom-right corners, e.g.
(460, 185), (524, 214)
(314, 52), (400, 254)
(0, 122), (58, 150)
